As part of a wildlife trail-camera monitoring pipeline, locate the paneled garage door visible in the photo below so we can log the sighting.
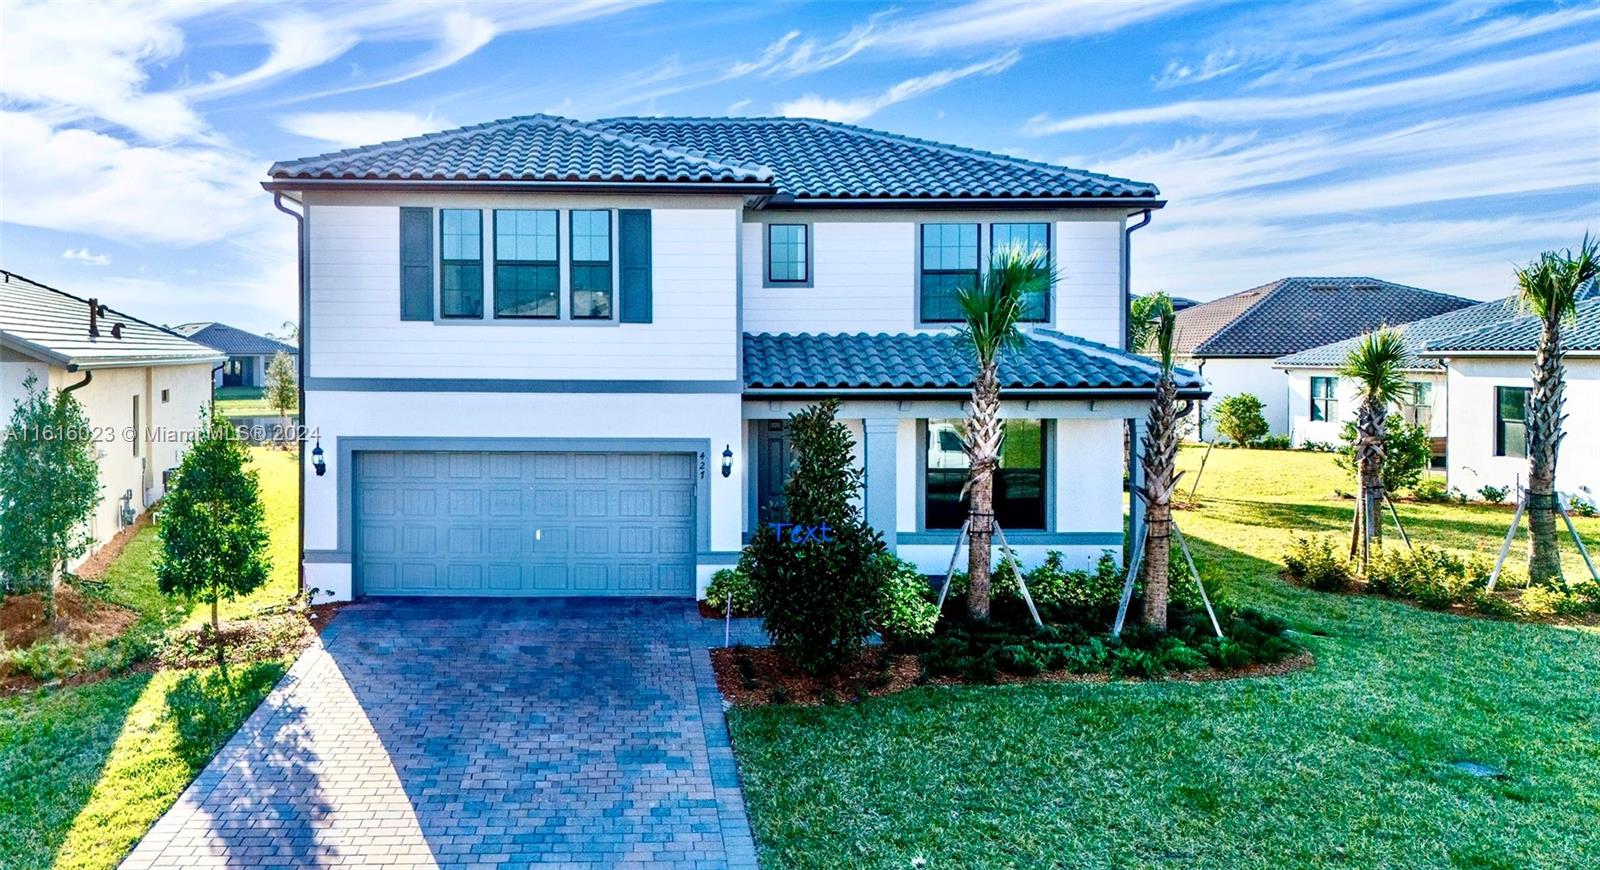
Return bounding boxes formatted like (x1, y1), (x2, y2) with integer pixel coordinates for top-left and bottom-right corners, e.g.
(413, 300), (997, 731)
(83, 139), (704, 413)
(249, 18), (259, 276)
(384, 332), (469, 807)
(354, 451), (696, 597)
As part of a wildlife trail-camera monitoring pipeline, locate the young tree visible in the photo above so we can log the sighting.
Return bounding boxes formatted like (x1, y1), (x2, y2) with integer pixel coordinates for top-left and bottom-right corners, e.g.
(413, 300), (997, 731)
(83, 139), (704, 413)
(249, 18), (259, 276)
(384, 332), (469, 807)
(1129, 291), (1173, 355)
(1335, 416), (1431, 495)
(1339, 329), (1408, 570)
(1515, 236), (1598, 586)
(1212, 393), (1268, 446)
(0, 374), (101, 623)
(955, 244), (1055, 621)
(157, 409), (271, 670)
(264, 350), (297, 444)
(1139, 297), (1180, 630)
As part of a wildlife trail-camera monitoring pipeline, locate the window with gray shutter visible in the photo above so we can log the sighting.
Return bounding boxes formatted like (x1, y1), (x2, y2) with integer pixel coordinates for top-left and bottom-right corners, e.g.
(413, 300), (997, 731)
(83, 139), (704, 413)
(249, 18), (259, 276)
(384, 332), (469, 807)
(399, 207), (435, 320)
(618, 209), (652, 323)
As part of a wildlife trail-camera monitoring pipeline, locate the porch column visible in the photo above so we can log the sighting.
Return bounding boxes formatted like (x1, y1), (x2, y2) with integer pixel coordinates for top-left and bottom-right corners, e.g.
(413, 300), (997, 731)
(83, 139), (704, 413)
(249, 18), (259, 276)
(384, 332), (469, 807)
(863, 417), (898, 549)
(1127, 418), (1145, 562)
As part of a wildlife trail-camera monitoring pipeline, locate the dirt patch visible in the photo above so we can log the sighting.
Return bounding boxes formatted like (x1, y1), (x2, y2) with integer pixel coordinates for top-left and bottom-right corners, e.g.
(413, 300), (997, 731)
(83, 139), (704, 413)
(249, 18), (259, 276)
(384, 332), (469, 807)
(75, 509), (154, 581)
(711, 646), (1315, 708)
(0, 584), (137, 650)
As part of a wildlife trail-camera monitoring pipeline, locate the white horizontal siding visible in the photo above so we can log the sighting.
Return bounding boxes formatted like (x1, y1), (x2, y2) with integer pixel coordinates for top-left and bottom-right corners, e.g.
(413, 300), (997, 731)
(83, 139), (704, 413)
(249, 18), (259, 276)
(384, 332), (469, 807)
(1052, 220), (1123, 346)
(307, 201), (739, 380)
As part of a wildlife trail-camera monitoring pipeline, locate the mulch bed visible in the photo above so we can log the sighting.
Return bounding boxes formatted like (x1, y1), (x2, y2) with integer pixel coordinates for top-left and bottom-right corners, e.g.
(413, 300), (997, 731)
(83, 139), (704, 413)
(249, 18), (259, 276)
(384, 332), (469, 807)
(0, 584), (138, 650)
(711, 644), (1315, 708)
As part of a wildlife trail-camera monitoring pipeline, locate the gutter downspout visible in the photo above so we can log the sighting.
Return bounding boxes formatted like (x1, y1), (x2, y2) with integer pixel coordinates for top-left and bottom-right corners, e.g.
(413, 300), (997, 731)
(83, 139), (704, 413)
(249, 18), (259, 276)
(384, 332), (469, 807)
(1123, 209), (1153, 565)
(273, 193), (307, 597)
(64, 370), (92, 394)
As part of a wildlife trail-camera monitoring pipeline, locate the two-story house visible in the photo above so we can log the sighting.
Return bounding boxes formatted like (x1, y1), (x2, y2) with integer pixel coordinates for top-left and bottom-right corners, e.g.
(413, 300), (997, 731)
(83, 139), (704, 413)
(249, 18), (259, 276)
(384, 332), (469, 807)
(264, 115), (1202, 602)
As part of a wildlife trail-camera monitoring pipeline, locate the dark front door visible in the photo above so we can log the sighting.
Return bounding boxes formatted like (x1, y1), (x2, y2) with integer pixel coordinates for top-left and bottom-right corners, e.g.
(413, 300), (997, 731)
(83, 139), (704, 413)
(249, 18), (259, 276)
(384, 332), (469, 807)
(222, 357), (246, 387)
(756, 420), (793, 525)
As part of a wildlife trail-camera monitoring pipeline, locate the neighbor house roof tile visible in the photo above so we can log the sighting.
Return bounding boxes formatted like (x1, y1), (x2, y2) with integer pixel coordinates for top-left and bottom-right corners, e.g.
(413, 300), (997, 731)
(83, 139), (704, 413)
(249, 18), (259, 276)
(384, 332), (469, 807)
(1425, 296), (1600, 354)
(0, 271), (224, 369)
(173, 322), (297, 357)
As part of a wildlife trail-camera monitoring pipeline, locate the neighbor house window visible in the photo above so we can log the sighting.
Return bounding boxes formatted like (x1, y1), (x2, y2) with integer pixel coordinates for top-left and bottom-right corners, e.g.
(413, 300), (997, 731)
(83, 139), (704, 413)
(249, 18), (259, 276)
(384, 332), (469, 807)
(991, 222), (1050, 321)
(920, 223), (979, 323)
(160, 389), (170, 403)
(1310, 376), (1337, 422)
(766, 224), (809, 284)
(1402, 381), (1434, 430)
(570, 210), (613, 319)
(925, 419), (1045, 530)
(494, 210), (558, 319)
(1495, 386), (1530, 458)
(440, 209), (483, 318)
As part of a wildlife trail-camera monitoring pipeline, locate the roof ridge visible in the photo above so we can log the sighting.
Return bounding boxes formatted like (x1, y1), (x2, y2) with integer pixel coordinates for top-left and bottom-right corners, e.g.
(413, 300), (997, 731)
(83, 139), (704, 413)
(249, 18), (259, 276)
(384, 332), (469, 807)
(270, 114), (558, 174)
(0, 269), (199, 344)
(1183, 279), (1287, 355)
(561, 117), (772, 179)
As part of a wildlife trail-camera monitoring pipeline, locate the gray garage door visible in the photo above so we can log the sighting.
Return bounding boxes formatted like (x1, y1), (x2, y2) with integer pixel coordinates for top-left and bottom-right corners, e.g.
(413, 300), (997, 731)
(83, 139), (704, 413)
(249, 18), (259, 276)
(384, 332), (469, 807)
(354, 451), (696, 597)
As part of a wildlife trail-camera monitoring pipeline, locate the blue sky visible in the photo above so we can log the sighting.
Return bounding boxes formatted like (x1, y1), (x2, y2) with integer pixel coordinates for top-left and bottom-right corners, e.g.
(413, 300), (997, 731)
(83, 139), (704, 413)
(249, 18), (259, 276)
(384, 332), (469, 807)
(1, 0), (1596, 333)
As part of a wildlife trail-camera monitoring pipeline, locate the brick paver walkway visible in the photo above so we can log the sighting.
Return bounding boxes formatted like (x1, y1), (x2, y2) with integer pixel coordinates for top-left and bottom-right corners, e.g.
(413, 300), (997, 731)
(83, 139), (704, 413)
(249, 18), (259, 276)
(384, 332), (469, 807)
(121, 598), (768, 869)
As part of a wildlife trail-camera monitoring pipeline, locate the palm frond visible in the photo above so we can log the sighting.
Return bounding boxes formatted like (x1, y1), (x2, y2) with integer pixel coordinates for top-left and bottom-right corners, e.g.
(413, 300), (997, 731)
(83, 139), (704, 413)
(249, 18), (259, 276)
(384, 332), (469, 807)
(955, 243), (1054, 366)
(1516, 233), (1599, 323)
(1148, 295), (1177, 373)
(1338, 328), (1409, 407)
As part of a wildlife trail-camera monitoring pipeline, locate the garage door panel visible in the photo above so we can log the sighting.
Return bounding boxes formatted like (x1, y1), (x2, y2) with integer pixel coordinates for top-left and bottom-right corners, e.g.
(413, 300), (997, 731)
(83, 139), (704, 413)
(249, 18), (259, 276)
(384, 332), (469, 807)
(356, 450), (695, 597)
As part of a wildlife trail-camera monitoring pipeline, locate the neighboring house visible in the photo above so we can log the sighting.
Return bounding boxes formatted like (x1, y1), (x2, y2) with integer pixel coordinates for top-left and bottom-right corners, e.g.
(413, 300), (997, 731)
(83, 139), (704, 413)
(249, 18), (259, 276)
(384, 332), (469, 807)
(0, 270), (223, 567)
(173, 322), (298, 388)
(1274, 296), (1525, 450)
(1421, 293), (1600, 500)
(1171, 277), (1475, 439)
(264, 113), (1202, 603)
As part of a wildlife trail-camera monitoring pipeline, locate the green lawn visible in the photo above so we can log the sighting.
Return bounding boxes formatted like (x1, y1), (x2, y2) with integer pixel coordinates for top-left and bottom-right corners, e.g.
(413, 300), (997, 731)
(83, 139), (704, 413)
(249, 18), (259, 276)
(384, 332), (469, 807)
(213, 387), (296, 419)
(0, 447), (300, 870)
(730, 447), (1600, 869)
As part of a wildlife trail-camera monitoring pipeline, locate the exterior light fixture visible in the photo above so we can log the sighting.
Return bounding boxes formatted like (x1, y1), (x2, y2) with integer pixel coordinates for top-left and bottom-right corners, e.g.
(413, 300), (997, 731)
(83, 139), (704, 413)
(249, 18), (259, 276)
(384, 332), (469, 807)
(721, 444), (733, 478)
(312, 440), (326, 477)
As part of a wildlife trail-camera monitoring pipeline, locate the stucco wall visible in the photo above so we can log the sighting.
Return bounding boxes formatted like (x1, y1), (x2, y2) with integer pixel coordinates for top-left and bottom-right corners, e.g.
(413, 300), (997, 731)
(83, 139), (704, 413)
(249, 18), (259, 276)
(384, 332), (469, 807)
(1284, 368), (1447, 447)
(1189, 357), (1291, 439)
(1443, 357), (1600, 499)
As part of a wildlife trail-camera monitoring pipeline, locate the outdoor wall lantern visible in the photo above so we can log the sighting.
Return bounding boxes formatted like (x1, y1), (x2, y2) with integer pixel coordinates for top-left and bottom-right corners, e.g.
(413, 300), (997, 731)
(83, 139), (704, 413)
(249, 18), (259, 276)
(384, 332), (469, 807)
(312, 440), (326, 477)
(721, 444), (734, 478)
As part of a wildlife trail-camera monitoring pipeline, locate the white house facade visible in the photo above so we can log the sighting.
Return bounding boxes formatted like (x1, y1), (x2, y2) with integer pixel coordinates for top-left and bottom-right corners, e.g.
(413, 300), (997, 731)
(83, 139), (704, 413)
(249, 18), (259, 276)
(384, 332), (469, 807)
(0, 271), (223, 567)
(265, 115), (1202, 603)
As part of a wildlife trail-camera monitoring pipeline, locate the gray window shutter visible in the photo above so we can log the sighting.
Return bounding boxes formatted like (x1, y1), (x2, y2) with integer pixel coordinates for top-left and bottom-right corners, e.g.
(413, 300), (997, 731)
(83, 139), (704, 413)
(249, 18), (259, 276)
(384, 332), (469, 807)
(618, 209), (652, 324)
(399, 207), (434, 321)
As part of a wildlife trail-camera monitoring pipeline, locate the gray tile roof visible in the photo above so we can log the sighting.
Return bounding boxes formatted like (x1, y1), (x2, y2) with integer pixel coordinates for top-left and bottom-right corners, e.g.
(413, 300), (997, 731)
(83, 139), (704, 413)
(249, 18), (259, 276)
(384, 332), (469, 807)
(1172, 277), (1475, 357)
(173, 322), (297, 357)
(269, 115), (1159, 202)
(1274, 296), (1523, 371)
(743, 330), (1203, 394)
(1425, 296), (1600, 355)
(0, 271), (224, 369)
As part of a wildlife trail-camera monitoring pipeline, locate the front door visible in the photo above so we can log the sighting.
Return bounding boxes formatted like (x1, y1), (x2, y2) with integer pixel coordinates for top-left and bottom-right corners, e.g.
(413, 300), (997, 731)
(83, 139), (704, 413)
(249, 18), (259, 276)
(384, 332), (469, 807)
(756, 420), (793, 525)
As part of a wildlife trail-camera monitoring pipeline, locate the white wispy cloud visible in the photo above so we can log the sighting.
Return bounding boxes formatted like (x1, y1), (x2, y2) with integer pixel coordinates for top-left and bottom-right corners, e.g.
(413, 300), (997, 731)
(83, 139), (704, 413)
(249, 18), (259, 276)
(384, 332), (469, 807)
(181, 11), (360, 100)
(778, 51), (1019, 123)
(1027, 40), (1600, 133)
(281, 110), (455, 148)
(62, 247), (111, 266)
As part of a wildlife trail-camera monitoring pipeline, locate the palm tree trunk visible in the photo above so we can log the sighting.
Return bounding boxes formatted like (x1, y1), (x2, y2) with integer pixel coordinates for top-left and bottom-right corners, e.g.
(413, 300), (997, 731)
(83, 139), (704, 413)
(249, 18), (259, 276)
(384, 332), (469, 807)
(1527, 317), (1565, 586)
(966, 364), (1003, 622)
(1356, 400), (1386, 570)
(1140, 375), (1178, 630)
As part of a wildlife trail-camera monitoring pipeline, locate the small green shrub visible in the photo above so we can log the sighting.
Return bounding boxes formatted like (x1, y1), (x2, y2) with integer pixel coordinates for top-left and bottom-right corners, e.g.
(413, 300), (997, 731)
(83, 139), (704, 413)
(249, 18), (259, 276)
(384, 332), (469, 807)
(1253, 434), (1293, 450)
(1412, 478), (1451, 502)
(1283, 537), (1354, 592)
(1336, 416), (1432, 495)
(1369, 545), (1483, 610)
(873, 555), (939, 644)
(1517, 585), (1565, 617)
(1213, 394), (1269, 446)
(1302, 440), (1339, 453)
(1477, 485), (1509, 504)
(1109, 647), (1166, 679)
(1570, 494), (1598, 518)
(705, 567), (757, 615)
(1472, 592), (1517, 619)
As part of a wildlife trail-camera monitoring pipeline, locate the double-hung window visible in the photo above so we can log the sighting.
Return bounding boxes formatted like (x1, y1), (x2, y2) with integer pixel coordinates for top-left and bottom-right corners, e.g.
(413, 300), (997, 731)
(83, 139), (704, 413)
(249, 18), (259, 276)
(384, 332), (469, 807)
(990, 222), (1050, 321)
(494, 209), (558, 318)
(920, 223), (979, 323)
(440, 209), (484, 318)
(1495, 386), (1530, 458)
(1403, 381), (1434, 430)
(570, 210), (613, 319)
(924, 419), (1046, 530)
(766, 224), (809, 285)
(1310, 376), (1337, 422)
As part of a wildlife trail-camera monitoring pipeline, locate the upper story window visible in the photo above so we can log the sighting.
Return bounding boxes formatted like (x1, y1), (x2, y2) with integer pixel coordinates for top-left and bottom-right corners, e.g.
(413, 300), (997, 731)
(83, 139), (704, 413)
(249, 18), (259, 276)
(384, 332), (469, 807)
(570, 210), (613, 320)
(1495, 386), (1529, 457)
(920, 223), (979, 323)
(440, 209), (483, 318)
(991, 222), (1050, 322)
(766, 224), (810, 285)
(1310, 376), (1337, 422)
(494, 209), (558, 319)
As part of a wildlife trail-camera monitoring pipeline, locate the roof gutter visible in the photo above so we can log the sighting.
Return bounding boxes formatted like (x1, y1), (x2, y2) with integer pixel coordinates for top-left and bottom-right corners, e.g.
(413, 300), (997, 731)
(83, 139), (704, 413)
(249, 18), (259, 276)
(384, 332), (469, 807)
(261, 178), (776, 196)
(761, 196), (1166, 210)
(273, 192), (308, 599)
(741, 386), (1210, 400)
(0, 334), (222, 369)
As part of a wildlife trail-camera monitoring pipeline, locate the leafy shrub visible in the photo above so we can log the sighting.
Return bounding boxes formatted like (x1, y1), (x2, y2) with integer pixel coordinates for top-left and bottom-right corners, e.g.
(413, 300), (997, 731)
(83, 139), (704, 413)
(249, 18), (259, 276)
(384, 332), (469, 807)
(873, 555), (939, 643)
(1570, 494), (1598, 518)
(705, 567), (757, 615)
(1302, 440), (1339, 453)
(1282, 537), (1354, 592)
(1478, 485), (1509, 504)
(742, 400), (891, 674)
(1368, 545), (1483, 609)
(1253, 434), (1293, 450)
(1472, 592), (1517, 619)
(1213, 394), (1269, 446)
(1412, 478), (1451, 502)
(1109, 647), (1166, 679)
(1336, 416), (1432, 495)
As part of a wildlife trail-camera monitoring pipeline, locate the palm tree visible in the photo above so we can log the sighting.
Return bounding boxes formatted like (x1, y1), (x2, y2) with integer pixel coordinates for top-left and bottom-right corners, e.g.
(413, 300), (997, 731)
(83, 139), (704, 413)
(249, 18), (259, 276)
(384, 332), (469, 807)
(1129, 291), (1173, 355)
(1516, 236), (1598, 586)
(955, 244), (1054, 621)
(1339, 328), (1408, 571)
(1139, 297), (1179, 630)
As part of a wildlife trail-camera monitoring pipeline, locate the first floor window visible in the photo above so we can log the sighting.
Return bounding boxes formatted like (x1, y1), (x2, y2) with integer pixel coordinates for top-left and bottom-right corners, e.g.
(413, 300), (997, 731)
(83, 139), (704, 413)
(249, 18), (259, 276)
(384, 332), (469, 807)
(1402, 381), (1434, 430)
(925, 419), (1046, 530)
(1310, 376), (1337, 422)
(991, 222), (1050, 321)
(440, 209), (483, 318)
(570, 209), (612, 319)
(920, 223), (979, 323)
(767, 224), (809, 284)
(494, 209), (558, 318)
(1496, 386), (1530, 458)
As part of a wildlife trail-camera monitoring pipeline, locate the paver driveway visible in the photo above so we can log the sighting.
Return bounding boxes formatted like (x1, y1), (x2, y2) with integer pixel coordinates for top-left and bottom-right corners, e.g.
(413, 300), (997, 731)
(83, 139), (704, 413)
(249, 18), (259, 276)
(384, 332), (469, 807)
(121, 598), (767, 869)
